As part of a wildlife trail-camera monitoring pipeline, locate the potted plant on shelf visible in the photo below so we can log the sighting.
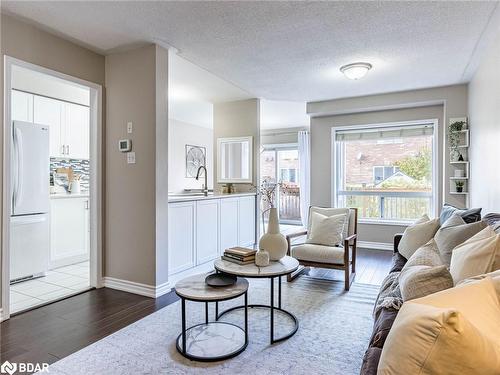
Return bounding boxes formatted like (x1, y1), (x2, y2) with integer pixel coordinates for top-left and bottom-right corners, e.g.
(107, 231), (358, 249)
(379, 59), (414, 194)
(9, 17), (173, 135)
(455, 180), (465, 193)
(449, 120), (466, 161)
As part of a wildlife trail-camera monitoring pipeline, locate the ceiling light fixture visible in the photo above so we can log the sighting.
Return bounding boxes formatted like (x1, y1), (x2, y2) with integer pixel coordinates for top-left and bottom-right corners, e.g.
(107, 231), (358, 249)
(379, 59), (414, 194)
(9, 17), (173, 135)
(340, 62), (372, 80)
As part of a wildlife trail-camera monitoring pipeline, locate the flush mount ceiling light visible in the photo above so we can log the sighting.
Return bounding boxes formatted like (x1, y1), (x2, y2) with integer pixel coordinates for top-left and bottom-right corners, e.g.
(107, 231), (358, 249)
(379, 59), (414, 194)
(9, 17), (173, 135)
(340, 62), (372, 80)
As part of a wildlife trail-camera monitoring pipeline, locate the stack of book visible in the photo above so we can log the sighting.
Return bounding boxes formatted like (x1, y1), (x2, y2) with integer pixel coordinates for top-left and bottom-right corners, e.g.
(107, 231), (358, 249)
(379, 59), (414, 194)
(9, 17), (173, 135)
(222, 247), (257, 265)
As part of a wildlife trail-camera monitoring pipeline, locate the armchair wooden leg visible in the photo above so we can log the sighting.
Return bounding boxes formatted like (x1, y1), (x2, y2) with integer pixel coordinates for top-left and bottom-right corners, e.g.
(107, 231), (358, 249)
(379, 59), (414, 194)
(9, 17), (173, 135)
(344, 265), (350, 291)
(352, 241), (357, 273)
(287, 265), (306, 282)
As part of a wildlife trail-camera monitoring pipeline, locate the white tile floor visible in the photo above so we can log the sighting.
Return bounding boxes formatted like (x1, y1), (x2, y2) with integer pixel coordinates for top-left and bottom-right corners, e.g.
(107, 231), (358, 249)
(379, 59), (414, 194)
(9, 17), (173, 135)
(10, 261), (90, 313)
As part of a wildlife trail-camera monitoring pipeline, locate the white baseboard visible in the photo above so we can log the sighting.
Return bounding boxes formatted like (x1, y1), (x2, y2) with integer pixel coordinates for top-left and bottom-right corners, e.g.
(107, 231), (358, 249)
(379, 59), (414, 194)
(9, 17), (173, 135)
(103, 277), (171, 298)
(358, 241), (393, 251)
(0, 308), (4, 322)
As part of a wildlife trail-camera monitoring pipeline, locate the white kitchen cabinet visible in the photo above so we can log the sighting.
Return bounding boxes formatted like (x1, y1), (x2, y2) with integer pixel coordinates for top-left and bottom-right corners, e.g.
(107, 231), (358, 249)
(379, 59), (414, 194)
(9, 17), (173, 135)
(34, 95), (65, 158)
(49, 197), (90, 269)
(65, 103), (90, 159)
(11, 90), (34, 122)
(219, 198), (239, 252)
(239, 196), (256, 247)
(195, 200), (219, 264)
(168, 201), (195, 274)
(34, 95), (89, 159)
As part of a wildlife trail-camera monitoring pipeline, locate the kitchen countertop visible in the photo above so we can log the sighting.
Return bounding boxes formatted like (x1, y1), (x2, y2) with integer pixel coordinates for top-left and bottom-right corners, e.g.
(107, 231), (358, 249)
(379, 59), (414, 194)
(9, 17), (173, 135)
(50, 192), (90, 199)
(168, 192), (256, 203)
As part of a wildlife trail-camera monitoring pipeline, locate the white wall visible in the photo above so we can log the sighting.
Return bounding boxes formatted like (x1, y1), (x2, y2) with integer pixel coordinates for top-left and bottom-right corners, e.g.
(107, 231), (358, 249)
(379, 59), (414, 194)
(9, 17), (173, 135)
(469, 28), (500, 213)
(168, 119), (214, 193)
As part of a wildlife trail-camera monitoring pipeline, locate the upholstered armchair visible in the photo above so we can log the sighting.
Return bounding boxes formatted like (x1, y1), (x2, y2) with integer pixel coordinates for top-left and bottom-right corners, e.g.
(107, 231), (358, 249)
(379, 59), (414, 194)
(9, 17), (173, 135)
(286, 207), (358, 291)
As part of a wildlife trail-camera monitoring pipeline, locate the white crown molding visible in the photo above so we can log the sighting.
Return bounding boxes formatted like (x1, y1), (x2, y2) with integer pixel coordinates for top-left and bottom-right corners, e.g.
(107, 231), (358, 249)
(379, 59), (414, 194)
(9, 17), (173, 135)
(357, 241), (393, 251)
(103, 277), (171, 298)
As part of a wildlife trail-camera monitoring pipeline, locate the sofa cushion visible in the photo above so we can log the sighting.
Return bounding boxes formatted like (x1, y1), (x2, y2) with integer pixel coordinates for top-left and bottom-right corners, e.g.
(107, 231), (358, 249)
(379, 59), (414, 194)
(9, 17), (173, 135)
(398, 215), (440, 260)
(306, 211), (346, 246)
(434, 213), (487, 267)
(439, 203), (482, 224)
(291, 243), (345, 265)
(450, 226), (500, 284)
(402, 239), (441, 270)
(360, 347), (382, 375)
(378, 278), (500, 375)
(399, 264), (453, 301)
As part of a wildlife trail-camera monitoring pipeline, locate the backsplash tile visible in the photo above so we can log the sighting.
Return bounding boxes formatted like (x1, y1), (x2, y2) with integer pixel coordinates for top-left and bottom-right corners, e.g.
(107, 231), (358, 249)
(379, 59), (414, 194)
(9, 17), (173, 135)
(50, 158), (90, 192)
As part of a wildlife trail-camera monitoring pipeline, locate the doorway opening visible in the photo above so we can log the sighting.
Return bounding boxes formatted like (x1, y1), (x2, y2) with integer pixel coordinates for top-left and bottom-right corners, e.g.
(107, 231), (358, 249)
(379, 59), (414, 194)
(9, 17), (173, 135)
(2, 57), (102, 320)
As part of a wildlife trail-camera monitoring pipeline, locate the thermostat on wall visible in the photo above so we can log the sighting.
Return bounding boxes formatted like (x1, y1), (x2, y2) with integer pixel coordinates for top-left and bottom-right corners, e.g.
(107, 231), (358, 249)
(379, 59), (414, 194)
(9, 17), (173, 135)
(119, 139), (132, 152)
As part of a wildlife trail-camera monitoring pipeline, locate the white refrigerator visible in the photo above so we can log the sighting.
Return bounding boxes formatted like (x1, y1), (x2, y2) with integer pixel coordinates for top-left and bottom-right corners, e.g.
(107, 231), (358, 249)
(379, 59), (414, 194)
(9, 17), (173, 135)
(10, 120), (50, 282)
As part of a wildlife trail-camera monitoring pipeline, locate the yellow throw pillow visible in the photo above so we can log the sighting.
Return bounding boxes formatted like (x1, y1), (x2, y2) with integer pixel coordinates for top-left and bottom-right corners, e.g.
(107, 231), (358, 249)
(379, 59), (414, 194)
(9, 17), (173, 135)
(378, 278), (500, 375)
(450, 226), (500, 284)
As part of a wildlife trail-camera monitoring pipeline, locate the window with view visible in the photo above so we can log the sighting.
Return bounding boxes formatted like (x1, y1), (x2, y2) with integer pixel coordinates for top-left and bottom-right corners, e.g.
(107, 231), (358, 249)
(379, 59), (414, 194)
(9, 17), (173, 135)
(333, 122), (436, 222)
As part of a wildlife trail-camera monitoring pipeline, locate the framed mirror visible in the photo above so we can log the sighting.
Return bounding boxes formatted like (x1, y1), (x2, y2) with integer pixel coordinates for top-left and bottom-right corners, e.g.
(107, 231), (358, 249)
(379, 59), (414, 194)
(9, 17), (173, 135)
(217, 136), (253, 183)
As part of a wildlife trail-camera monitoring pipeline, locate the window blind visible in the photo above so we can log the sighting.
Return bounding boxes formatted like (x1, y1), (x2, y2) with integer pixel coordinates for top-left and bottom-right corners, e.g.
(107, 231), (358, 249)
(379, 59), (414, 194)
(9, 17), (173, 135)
(335, 124), (434, 142)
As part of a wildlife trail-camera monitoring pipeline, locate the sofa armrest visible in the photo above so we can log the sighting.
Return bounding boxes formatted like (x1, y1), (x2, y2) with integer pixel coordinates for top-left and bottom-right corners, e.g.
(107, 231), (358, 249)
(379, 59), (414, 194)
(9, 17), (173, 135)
(393, 233), (403, 253)
(286, 230), (308, 255)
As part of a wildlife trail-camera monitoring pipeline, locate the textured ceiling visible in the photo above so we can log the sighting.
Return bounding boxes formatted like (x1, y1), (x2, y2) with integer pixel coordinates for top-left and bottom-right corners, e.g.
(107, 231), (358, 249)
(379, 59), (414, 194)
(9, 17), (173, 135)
(2, 1), (499, 101)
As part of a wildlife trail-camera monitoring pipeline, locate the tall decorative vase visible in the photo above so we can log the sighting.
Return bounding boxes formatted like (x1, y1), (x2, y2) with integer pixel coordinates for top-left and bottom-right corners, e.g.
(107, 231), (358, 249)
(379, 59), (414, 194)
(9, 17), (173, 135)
(259, 207), (288, 261)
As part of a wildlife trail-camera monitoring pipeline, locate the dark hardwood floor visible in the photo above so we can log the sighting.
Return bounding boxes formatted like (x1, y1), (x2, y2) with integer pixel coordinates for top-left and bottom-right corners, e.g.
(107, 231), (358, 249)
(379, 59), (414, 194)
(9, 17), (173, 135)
(0, 248), (391, 368)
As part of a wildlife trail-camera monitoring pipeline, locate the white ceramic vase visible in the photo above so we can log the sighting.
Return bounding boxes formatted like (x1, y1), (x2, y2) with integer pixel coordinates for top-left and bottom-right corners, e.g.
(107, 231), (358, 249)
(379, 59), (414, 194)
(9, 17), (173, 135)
(259, 207), (287, 261)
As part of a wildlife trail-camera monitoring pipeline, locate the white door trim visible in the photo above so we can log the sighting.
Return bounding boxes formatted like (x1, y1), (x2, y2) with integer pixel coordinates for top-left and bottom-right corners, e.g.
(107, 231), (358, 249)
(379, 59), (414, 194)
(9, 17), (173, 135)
(1, 56), (103, 321)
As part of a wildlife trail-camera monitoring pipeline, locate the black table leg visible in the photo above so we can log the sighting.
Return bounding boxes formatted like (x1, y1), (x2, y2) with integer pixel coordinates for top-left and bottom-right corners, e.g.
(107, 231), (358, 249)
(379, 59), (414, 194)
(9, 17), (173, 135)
(181, 298), (186, 354)
(215, 301), (219, 321)
(244, 292), (248, 344)
(205, 301), (209, 324)
(278, 276), (282, 309)
(270, 277), (274, 344)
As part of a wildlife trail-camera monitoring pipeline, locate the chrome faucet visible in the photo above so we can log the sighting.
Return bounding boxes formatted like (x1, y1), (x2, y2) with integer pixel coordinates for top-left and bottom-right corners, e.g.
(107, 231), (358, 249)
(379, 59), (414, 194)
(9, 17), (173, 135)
(195, 165), (208, 196)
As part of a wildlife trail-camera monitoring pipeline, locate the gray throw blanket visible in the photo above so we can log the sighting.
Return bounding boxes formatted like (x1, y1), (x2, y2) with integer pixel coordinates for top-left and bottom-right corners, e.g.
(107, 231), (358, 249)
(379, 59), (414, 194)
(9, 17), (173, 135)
(373, 271), (403, 318)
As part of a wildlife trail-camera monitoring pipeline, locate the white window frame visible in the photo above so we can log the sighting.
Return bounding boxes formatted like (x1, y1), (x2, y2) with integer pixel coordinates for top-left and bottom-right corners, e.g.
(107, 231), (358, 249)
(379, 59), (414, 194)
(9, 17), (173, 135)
(331, 119), (439, 225)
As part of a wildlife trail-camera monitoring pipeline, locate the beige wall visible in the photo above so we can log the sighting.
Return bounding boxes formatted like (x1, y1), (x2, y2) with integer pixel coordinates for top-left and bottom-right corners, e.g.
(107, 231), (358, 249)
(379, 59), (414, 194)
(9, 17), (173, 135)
(213, 99), (260, 192)
(0, 14), (106, 314)
(469, 29), (500, 213)
(105, 45), (169, 286)
(168, 119), (214, 193)
(307, 85), (469, 245)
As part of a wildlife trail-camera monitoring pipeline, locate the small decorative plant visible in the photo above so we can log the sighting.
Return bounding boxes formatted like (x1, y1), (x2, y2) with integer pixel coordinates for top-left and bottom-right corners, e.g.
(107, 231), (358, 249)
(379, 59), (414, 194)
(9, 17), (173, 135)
(449, 120), (466, 161)
(257, 178), (281, 208)
(455, 180), (465, 193)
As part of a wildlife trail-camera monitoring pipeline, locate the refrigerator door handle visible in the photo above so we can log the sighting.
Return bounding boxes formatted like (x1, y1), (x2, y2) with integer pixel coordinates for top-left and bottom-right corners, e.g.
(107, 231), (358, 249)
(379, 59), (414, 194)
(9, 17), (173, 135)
(14, 127), (24, 210)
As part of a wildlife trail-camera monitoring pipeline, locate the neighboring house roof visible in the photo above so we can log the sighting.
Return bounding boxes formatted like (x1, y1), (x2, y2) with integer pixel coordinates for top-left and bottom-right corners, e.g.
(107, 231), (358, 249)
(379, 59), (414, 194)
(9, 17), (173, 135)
(375, 171), (416, 187)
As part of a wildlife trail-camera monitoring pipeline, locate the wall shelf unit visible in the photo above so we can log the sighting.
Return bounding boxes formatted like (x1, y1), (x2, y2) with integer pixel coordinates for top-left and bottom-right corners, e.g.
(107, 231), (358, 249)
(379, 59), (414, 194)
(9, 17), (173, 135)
(448, 117), (469, 206)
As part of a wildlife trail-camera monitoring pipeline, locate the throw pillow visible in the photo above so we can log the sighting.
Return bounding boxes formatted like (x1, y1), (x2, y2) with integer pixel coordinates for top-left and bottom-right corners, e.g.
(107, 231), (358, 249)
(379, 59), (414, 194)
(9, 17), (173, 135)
(307, 207), (350, 241)
(439, 203), (482, 224)
(398, 215), (440, 260)
(306, 211), (346, 247)
(398, 264), (453, 301)
(434, 213), (487, 267)
(450, 226), (500, 284)
(401, 239), (442, 271)
(377, 278), (500, 375)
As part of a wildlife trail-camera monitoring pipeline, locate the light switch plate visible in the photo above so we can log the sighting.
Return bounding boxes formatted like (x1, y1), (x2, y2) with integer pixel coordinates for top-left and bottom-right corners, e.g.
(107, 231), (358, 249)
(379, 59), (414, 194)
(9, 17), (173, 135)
(127, 122), (133, 134)
(127, 152), (136, 164)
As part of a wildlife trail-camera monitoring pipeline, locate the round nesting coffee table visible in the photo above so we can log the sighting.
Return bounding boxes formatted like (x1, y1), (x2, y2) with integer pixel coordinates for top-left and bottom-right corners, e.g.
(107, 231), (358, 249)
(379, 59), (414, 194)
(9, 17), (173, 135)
(174, 273), (249, 361)
(214, 255), (299, 344)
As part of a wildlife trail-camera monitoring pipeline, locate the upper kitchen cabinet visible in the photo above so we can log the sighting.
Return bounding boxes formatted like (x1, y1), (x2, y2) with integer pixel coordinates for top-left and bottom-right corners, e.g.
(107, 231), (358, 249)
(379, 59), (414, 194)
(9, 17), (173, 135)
(34, 95), (64, 157)
(33, 95), (90, 159)
(11, 90), (34, 122)
(65, 103), (90, 159)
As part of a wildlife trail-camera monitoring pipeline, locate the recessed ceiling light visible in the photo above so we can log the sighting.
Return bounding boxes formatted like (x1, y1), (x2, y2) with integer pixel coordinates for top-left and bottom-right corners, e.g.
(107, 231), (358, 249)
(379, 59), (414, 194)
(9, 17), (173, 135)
(340, 62), (372, 80)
